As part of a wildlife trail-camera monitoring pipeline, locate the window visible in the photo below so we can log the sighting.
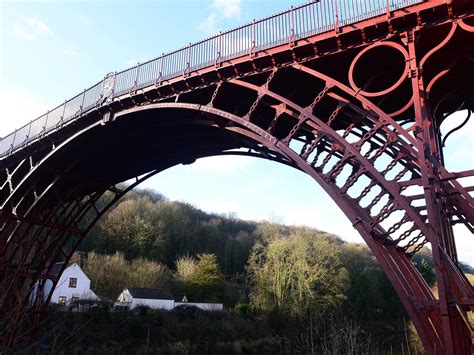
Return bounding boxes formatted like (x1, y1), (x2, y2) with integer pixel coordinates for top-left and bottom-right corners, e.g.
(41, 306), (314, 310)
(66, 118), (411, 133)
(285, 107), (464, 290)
(58, 296), (66, 305)
(71, 297), (79, 304)
(69, 277), (77, 288)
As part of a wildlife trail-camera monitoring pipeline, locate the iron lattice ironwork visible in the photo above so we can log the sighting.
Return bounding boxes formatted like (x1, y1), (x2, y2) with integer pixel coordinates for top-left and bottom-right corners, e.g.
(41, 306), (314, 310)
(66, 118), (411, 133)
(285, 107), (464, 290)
(0, 0), (473, 353)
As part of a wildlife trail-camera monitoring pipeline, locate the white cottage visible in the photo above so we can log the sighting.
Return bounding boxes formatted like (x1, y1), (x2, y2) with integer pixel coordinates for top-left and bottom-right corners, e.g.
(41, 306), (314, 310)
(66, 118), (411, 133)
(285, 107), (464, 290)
(42, 262), (99, 306)
(116, 288), (175, 310)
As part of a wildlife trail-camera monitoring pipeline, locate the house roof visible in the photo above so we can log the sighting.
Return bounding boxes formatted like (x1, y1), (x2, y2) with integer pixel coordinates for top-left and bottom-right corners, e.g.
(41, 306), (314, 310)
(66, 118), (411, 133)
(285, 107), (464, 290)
(49, 262), (75, 277)
(127, 288), (174, 300)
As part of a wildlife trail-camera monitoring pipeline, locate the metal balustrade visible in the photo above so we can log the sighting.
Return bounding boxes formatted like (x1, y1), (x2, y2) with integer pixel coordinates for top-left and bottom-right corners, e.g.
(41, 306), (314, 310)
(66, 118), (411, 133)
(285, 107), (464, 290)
(0, 0), (423, 158)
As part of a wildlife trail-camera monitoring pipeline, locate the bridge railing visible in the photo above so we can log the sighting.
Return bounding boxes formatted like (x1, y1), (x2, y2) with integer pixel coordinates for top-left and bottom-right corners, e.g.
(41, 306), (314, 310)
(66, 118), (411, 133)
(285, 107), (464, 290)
(0, 0), (423, 158)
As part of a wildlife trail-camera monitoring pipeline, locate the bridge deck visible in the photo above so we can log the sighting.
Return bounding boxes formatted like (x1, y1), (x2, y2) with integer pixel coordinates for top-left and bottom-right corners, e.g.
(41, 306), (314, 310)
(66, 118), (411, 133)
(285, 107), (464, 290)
(0, 0), (430, 159)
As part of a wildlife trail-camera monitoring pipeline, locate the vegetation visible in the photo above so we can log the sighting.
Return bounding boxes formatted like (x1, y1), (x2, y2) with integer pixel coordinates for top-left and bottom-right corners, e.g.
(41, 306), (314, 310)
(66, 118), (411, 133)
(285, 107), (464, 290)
(31, 186), (473, 353)
(82, 189), (259, 276)
(247, 229), (349, 316)
(419, 258), (436, 287)
(175, 253), (226, 302)
(73, 252), (171, 300)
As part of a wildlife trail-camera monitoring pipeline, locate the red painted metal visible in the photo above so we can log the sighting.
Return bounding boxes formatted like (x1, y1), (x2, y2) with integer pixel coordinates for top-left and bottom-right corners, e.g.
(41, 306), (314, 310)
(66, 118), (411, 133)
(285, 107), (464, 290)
(1, 0), (473, 353)
(348, 41), (410, 97)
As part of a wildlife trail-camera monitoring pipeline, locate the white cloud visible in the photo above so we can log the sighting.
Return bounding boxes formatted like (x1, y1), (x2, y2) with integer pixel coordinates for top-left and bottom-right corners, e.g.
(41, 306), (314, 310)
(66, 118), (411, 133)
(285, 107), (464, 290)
(0, 90), (52, 138)
(189, 155), (254, 173)
(14, 18), (53, 41)
(213, 0), (242, 19)
(198, 0), (243, 34)
(198, 13), (219, 34)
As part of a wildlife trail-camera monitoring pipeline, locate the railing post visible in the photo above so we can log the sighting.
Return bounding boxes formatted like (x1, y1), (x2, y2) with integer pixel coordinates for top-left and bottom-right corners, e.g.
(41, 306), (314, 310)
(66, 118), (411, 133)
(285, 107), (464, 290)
(43, 110), (49, 136)
(155, 53), (164, 87)
(134, 63), (140, 91)
(130, 63), (139, 95)
(111, 71), (116, 99)
(60, 100), (66, 124)
(160, 53), (164, 80)
(250, 19), (256, 58)
(101, 72), (116, 105)
(184, 43), (191, 78)
(333, 0), (340, 34)
(79, 89), (86, 116)
(215, 32), (222, 68)
(289, 6), (295, 46)
(10, 129), (17, 154)
(26, 122), (32, 146)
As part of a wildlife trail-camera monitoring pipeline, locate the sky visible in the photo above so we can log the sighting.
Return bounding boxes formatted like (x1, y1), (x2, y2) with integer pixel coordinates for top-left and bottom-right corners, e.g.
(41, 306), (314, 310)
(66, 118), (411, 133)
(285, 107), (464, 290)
(1, 0), (473, 266)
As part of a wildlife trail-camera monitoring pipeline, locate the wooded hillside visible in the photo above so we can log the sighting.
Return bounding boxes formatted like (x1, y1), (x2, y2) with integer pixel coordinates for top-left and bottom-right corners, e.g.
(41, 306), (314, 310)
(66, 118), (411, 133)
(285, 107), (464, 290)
(48, 186), (472, 353)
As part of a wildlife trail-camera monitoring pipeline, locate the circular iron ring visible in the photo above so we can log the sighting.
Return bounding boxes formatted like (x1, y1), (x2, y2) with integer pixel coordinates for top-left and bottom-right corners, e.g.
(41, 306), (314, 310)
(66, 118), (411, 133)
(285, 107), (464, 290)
(349, 41), (409, 98)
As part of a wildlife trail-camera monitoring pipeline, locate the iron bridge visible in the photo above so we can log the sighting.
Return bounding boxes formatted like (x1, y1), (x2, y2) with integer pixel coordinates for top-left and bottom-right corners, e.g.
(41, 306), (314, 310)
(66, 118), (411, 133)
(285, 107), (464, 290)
(0, 0), (473, 353)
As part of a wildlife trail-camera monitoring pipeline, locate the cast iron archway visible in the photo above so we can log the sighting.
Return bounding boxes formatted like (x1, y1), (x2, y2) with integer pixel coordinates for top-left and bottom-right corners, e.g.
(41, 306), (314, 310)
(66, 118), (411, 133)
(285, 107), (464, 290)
(1, 1), (473, 353)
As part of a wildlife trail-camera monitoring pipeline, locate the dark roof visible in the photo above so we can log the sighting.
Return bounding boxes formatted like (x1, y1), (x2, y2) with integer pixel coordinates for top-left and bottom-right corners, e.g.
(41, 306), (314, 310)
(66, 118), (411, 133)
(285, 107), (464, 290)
(49, 262), (75, 277)
(127, 288), (173, 300)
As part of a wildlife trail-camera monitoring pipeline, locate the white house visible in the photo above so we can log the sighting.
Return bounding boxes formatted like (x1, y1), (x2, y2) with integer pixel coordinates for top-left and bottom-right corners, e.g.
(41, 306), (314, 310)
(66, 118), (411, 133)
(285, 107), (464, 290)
(115, 288), (223, 311)
(40, 262), (99, 307)
(116, 288), (175, 310)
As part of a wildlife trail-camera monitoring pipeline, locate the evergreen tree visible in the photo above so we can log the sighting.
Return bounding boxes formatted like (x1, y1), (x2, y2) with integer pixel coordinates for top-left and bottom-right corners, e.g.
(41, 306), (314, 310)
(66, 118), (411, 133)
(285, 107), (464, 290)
(419, 258), (436, 287)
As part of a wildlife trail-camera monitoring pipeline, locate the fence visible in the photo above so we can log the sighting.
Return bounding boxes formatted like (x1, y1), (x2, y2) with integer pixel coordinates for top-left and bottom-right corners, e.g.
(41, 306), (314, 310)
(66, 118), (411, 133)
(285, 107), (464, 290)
(0, 0), (423, 158)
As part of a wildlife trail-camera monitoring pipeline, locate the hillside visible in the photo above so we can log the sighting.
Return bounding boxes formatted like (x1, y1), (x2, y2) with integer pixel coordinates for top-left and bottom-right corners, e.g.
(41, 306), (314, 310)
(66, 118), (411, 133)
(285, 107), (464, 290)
(81, 186), (473, 276)
(36, 186), (470, 353)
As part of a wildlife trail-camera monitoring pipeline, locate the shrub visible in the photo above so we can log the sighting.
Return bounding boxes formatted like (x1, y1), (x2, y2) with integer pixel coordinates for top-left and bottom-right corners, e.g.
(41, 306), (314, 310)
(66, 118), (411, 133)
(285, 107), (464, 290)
(234, 303), (251, 318)
(174, 305), (203, 320)
(133, 305), (151, 316)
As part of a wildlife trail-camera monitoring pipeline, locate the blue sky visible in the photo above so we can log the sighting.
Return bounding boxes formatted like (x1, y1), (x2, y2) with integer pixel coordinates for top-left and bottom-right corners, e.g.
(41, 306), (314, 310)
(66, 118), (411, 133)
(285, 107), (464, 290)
(1, 0), (472, 266)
